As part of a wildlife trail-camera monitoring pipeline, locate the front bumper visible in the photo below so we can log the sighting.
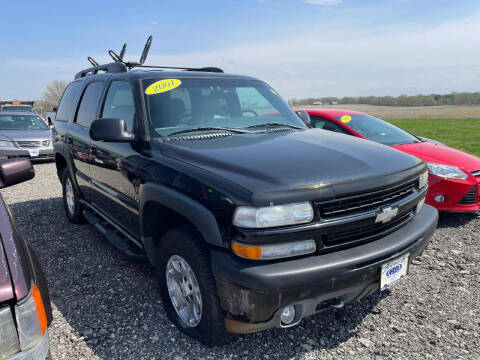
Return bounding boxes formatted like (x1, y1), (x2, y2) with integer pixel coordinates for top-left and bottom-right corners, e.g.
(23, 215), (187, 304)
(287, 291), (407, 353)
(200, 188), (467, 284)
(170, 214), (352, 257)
(0, 148), (54, 161)
(7, 331), (49, 360)
(426, 173), (479, 212)
(211, 205), (438, 333)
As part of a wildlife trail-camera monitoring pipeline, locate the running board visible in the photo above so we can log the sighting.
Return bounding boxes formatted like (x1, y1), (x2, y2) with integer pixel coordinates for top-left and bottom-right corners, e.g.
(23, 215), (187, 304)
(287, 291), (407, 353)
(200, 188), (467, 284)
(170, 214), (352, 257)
(83, 209), (147, 262)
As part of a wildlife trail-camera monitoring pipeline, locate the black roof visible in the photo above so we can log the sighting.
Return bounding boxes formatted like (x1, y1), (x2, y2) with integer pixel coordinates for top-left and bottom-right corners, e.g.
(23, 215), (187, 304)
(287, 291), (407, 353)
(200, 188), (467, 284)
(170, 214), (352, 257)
(74, 66), (259, 83)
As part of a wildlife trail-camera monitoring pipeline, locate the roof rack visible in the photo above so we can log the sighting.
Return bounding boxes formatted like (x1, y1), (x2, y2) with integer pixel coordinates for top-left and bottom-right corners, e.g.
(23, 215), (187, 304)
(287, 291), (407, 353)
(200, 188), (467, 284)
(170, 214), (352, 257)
(74, 62), (127, 80)
(76, 36), (224, 79)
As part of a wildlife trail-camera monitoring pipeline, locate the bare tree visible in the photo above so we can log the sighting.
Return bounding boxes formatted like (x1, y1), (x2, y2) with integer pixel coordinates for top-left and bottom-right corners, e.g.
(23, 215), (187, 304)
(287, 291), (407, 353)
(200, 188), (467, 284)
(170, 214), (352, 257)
(35, 80), (68, 113)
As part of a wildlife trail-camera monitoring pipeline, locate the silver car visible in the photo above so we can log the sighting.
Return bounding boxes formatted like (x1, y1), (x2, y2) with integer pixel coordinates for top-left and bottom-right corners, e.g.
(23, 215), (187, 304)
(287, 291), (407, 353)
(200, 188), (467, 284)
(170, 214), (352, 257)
(0, 112), (54, 161)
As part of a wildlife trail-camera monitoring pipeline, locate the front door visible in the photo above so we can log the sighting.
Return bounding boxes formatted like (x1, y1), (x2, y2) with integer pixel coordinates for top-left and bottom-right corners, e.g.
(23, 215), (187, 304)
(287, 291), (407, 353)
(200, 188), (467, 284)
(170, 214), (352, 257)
(89, 80), (141, 238)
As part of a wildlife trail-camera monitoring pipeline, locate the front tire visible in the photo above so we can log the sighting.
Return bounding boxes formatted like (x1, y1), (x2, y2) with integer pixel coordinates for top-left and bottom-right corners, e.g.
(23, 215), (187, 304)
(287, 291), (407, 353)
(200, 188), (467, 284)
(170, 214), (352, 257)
(156, 225), (233, 346)
(61, 168), (85, 224)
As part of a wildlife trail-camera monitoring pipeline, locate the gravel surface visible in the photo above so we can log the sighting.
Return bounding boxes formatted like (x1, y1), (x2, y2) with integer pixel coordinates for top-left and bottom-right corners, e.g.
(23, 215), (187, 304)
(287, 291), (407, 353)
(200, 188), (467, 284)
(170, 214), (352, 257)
(1, 162), (479, 360)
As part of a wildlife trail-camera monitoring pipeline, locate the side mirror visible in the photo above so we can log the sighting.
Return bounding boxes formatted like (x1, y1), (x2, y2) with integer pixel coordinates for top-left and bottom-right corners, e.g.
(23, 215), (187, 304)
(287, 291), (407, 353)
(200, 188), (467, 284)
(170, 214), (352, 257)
(0, 159), (34, 189)
(52, 107), (58, 112)
(295, 110), (311, 127)
(90, 118), (134, 142)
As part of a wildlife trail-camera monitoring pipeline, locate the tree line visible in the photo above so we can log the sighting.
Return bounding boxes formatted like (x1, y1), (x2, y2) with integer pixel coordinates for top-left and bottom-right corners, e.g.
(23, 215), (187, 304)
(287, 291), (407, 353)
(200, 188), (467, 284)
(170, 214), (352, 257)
(289, 92), (480, 107)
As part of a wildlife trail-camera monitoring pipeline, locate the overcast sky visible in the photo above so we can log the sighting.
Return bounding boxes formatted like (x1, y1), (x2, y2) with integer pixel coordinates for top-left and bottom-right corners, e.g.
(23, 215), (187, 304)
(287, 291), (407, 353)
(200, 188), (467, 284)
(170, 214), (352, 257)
(1, 0), (479, 100)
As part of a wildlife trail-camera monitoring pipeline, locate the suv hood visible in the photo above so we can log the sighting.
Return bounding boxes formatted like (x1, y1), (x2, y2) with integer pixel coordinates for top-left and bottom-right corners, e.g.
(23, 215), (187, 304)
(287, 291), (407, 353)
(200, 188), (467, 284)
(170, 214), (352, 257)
(0, 130), (52, 142)
(159, 129), (423, 204)
(393, 141), (480, 173)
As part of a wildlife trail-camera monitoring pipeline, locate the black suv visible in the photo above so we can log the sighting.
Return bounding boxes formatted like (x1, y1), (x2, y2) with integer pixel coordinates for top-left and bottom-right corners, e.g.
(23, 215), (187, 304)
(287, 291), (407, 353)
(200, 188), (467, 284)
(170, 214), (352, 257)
(53, 57), (438, 346)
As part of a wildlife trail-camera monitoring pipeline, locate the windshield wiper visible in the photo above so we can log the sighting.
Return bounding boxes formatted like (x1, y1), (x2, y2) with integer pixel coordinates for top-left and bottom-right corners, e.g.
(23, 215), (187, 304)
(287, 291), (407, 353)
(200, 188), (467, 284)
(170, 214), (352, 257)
(244, 122), (304, 130)
(167, 127), (252, 137)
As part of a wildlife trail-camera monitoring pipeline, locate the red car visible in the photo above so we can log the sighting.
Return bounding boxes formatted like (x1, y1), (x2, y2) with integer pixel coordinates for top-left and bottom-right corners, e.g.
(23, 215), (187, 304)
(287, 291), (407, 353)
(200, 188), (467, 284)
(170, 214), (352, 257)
(303, 109), (480, 212)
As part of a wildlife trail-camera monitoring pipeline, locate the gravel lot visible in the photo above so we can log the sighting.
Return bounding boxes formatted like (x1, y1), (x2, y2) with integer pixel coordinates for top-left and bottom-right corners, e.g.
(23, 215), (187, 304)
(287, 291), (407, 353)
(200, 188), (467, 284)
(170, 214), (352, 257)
(1, 162), (479, 360)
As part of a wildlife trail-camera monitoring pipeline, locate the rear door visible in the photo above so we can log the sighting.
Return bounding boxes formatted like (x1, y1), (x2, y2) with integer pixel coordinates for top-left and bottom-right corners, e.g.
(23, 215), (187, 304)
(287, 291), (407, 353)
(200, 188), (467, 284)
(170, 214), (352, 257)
(68, 81), (105, 198)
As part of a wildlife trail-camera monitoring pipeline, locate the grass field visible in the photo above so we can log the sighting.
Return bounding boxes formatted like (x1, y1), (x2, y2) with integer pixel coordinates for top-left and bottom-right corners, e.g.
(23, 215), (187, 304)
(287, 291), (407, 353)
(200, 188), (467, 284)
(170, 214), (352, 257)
(299, 104), (480, 119)
(386, 118), (480, 157)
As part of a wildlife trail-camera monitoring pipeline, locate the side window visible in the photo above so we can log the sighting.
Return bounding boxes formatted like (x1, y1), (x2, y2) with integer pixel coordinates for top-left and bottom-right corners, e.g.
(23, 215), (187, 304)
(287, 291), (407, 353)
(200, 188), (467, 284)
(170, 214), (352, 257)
(56, 81), (82, 122)
(101, 81), (135, 131)
(311, 115), (351, 135)
(75, 82), (105, 128)
(323, 120), (351, 135)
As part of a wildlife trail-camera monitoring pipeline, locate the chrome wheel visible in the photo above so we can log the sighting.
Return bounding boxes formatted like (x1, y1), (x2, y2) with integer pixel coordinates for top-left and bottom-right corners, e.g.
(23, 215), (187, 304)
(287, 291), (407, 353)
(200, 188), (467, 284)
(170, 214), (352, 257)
(65, 178), (75, 215)
(166, 255), (202, 327)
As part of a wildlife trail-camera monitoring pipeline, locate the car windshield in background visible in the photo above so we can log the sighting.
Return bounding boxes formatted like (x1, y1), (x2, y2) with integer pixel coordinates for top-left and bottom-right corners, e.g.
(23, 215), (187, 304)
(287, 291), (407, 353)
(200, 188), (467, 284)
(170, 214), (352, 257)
(1, 105), (34, 112)
(142, 78), (305, 136)
(0, 114), (49, 130)
(335, 114), (419, 145)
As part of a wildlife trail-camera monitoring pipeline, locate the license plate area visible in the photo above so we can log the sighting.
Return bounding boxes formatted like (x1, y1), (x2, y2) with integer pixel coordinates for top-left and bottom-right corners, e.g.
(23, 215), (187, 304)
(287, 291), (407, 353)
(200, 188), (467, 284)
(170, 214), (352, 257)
(380, 253), (409, 290)
(28, 149), (39, 157)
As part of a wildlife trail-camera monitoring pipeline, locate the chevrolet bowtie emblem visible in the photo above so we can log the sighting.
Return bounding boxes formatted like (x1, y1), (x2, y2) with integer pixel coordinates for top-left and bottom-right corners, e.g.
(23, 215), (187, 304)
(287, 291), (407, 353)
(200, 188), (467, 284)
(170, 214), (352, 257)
(375, 206), (398, 224)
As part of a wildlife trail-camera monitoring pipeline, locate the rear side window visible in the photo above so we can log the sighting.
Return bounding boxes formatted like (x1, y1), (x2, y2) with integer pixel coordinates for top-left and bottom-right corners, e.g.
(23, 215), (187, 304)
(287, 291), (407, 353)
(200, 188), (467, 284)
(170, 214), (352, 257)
(56, 81), (82, 122)
(75, 82), (105, 128)
(101, 81), (135, 131)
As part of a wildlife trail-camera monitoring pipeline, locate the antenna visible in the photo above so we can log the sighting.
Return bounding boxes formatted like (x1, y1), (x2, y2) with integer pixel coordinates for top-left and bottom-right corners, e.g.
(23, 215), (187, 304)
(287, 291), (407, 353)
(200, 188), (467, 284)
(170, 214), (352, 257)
(139, 36), (152, 65)
(119, 43), (127, 61)
(87, 57), (99, 66)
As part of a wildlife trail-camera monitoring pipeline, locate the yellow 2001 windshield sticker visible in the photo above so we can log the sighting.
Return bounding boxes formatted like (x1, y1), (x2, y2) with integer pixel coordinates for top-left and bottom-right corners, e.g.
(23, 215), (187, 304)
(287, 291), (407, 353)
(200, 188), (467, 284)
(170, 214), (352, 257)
(145, 79), (182, 95)
(340, 115), (352, 123)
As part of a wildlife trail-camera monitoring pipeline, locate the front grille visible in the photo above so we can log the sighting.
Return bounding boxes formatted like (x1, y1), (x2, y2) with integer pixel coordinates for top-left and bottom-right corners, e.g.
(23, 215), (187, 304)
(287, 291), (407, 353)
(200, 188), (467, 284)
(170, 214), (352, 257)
(459, 186), (478, 205)
(472, 170), (480, 177)
(16, 140), (50, 148)
(316, 179), (417, 218)
(321, 210), (414, 250)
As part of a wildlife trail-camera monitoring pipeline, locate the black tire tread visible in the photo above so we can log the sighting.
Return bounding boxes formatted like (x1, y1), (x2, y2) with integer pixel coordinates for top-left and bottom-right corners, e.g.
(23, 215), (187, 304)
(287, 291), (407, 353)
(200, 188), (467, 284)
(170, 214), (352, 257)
(156, 225), (235, 347)
(61, 168), (85, 224)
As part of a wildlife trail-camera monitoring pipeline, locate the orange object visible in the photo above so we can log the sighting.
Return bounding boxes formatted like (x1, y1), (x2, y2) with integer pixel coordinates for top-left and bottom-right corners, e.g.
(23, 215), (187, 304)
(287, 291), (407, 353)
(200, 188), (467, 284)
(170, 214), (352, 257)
(32, 285), (47, 334)
(232, 243), (262, 259)
(11, 101), (21, 105)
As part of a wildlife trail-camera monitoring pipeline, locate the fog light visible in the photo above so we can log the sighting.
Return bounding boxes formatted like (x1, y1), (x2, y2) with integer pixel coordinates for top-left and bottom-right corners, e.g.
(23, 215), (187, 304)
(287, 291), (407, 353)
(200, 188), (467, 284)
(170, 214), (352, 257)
(434, 195), (445, 203)
(281, 306), (295, 325)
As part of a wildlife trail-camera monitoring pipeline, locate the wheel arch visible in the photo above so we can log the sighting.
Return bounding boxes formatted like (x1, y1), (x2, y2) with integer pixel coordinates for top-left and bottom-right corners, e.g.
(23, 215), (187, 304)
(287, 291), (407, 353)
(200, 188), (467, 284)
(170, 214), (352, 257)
(140, 183), (223, 265)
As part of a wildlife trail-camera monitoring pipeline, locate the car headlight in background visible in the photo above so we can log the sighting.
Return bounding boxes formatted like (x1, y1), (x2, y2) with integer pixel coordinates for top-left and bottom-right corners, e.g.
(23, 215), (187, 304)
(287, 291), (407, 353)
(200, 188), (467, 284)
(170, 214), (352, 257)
(233, 202), (314, 228)
(15, 284), (48, 351)
(0, 306), (20, 358)
(419, 170), (428, 189)
(427, 163), (468, 180)
(0, 141), (15, 148)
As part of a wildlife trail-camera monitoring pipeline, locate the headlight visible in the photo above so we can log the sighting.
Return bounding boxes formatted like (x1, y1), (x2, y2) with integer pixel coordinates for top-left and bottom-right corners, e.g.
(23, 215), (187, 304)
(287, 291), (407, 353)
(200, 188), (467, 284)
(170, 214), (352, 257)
(232, 239), (316, 260)
(427, 163), (468, 180)
(15, 285), (48, 351)
(0, 306), (20, 358)
(419, 170), (428, 189)
(233, 202), (314, 228)
(0, 141), (15, 148)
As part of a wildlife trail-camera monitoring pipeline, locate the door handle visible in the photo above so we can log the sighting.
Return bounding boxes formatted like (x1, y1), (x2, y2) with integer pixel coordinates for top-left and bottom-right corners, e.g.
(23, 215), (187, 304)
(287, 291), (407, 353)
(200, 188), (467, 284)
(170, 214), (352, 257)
(67, 136), (73, 145)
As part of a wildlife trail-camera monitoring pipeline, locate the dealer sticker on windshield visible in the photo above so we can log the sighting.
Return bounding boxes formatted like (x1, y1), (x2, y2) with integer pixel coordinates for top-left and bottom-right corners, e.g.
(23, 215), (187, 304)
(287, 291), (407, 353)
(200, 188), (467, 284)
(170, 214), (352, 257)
(340, 115), (352, 123)
(145, 79), (182, 95)
(28, 149), (39, 157)
(380, 253), (409, 290)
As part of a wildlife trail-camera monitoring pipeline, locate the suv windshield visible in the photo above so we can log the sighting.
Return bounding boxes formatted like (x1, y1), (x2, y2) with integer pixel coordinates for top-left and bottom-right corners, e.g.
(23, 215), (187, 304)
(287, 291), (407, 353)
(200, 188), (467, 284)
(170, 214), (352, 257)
(0, 114), (49, 130)
(143, 78), (305, 136)
(335, 114), (419, 145)
(1, 105), (33, 112)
